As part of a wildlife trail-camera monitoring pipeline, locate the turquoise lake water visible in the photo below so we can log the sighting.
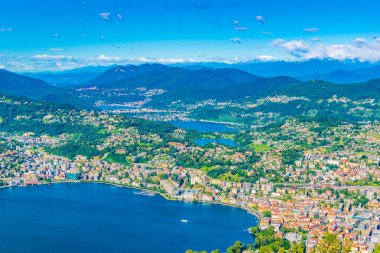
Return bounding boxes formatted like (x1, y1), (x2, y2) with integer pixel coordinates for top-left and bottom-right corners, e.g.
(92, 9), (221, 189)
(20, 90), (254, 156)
(0, 183), (257, 253)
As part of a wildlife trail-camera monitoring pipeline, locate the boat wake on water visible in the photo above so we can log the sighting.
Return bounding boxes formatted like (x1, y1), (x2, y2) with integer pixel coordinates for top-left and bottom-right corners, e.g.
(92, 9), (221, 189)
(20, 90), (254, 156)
(134, 190), (156, 197)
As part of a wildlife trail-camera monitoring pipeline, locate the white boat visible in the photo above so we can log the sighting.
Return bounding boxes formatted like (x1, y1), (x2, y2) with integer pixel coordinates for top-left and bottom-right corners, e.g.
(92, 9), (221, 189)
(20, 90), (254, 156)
(180, 219), (189, 223)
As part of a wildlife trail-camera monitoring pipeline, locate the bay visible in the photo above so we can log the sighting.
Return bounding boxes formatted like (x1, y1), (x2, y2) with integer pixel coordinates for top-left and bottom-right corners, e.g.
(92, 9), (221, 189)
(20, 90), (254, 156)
(0, 183), (257, 253)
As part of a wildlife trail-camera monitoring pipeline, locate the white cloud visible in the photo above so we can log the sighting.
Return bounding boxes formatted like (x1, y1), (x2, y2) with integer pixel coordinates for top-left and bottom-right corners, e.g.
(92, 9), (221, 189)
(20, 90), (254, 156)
(234, 26), (248, 31)
(7, 37), (380, 72)
(32, 54), (73, 60)
(0, 65), (4, 69)
(257, 55), (276, 61)
(310, 37), (321, 42)
(97, 54), (122, 61)
(355, 38), (368, 47)
(255, 16), (265, 24)
(132, 57), (196, 64)
(49, 48), (64, 52)
(272, 38), (380, 61)
(230, 38), (242, 44)
(275, 40), (310, 58)
(271, 39), (285, 46)
(157, 58), (193, 64)
(282, 40), (310, 51)
(99, 12), (111, 21)
(304, 27), (320, 33)
(0, 54), (278, 72)
(0, 28), (13, 32)
(232, 20), (248, 31)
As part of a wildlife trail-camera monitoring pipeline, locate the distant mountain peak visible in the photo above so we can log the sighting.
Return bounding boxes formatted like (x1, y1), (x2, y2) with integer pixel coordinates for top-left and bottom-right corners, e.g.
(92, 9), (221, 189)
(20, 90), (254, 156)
(88, 64), (168, 85)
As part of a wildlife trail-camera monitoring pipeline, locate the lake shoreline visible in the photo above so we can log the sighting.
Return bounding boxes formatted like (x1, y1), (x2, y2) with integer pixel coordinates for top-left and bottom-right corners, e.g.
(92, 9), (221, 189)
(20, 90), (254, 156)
(169, 120), (239, 133)
(198, 119), (244, 126)
(1, 180), (261, 221)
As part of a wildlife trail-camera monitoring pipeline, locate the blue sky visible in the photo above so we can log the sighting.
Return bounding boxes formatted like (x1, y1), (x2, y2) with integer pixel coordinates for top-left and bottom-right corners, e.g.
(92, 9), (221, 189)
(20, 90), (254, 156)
(1, 0), (380, 71)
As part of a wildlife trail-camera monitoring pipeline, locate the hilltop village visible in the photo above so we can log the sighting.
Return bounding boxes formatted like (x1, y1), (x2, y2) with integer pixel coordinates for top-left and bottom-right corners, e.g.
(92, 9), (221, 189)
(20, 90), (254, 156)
(0, 94), (379, 253)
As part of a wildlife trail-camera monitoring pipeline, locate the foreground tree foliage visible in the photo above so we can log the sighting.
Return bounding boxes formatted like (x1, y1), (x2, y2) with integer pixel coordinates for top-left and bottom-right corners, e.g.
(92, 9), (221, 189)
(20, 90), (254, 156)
(250, 226), (305, 253)
(374, 244), (380, 253)
(226, 241), (245, 253)
(312, 233), (352, 253)
(185, 241), (245, 253)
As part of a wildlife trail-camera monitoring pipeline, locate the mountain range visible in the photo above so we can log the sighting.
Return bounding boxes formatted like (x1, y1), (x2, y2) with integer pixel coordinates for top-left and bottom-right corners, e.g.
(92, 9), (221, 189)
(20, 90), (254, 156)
(21, 59), (380, 86)
(0, 62), (379, 110)
(23, 65), (115, 87)
(174, 59), (380, 84)
(84, 64), (380, 102)
(298, 65), (380, 84)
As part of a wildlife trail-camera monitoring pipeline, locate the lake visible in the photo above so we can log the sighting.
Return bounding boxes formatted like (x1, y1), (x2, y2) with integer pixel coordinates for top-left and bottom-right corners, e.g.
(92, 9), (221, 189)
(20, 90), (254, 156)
(0, 183), (257, 253)
(170, 121), (237, 133)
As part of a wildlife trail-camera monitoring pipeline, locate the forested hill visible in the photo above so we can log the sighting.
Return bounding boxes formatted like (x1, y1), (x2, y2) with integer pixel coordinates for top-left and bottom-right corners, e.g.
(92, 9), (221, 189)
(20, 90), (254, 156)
(0, 69), (94, 109)
(0, 69), (63, 100)
(94, 66), (262, 90)
(87, 63), (169, 85)
(0, 93), (177, 137)
(268, 79), (380, 100)
(0, 93), (182, 161)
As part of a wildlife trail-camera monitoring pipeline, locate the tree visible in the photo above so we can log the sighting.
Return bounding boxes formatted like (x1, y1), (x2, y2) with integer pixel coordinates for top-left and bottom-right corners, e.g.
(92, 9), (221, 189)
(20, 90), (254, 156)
(342, 239), (352, 253)
(227, 241), (245, 253)
(262, 210), (272, 218)
(374, 244), (380, 253)
(282, 149), (302, 165)
(289, 243), (305, 253)
(315, 233), (342, 253)
(259, 246), (274, 253)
